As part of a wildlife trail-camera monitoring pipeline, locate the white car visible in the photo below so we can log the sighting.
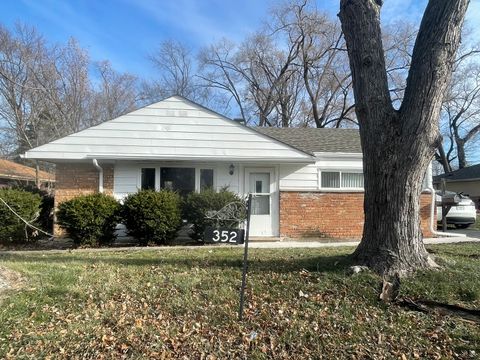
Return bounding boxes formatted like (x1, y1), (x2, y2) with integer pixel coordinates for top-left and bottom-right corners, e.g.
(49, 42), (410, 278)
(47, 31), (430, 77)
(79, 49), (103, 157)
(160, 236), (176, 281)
(437, 191), (477, 229)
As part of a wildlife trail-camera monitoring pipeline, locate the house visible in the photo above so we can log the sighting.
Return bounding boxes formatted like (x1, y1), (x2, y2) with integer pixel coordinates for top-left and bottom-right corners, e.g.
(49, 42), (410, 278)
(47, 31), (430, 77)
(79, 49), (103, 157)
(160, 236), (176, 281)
(23, 95), (433, 239)
(433, 164), (480, 209)
(0, 159), (55, 189)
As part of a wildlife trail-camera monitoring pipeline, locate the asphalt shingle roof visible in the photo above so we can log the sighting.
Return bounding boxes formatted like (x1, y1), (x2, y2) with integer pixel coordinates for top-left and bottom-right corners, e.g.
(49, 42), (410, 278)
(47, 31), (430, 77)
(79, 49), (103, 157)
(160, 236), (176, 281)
(254, 127), (362, 154)
(433, 163), (480, 182)
(0, 159), (55, 182)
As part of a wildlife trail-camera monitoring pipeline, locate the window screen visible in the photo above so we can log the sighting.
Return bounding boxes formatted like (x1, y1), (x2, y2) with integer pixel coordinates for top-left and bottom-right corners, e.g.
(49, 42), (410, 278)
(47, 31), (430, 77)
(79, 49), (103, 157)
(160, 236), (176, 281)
(321, 172), (340, 188)
(200, 169), (214, 191)
(141, 168), (156, 190)
(341, 172), (364, 188)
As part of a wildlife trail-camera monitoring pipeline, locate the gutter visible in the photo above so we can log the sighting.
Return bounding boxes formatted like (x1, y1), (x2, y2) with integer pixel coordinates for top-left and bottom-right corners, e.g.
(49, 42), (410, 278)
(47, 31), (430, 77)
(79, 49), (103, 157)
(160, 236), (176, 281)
(92, 159), (104, 193)
(424, 163), (463, 238)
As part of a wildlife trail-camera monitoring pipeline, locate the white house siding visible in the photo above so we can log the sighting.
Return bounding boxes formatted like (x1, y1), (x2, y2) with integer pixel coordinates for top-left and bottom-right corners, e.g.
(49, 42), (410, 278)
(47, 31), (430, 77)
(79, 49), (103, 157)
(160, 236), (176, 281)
(279, 153), (363, 191)
(113, 161), (241, 200)
(279, 163), (319, 191)
(24, 96), (312, 162)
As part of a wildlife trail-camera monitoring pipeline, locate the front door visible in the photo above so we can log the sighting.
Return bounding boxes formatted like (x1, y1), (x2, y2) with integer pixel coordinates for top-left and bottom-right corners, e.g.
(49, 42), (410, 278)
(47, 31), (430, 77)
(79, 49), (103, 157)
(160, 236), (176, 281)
(245, 168), (277, 237)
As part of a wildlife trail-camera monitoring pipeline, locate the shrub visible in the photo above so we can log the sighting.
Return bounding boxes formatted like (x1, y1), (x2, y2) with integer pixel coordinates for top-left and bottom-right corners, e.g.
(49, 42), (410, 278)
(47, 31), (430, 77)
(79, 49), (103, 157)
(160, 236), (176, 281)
(182, 188), (245, 241)
(120, 190), (182, 245)
(13, 185), (54, 234)
(56, 193), (120, 246)
(0, 188), (42, 244)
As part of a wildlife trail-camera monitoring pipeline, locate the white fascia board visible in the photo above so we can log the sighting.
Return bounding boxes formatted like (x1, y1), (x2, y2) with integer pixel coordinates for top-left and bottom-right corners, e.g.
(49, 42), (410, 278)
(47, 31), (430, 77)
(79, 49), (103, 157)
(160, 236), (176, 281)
(84, 154), (315, 163)
(313, 152), (363, 160)
(436, 177), (480, 183)
(24, 152), (315, 164)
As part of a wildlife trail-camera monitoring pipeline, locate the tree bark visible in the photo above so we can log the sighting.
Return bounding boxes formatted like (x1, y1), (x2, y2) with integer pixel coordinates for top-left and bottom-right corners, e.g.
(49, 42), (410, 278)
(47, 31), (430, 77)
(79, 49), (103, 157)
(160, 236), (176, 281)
(436, 144), (453, 173)
(339, 0), (469, 274)
(455, 137), (467, 169)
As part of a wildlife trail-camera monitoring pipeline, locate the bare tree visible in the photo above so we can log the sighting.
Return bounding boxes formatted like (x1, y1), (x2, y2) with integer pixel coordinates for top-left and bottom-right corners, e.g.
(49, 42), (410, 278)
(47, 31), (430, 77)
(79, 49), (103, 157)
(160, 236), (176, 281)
(90, 60), (138, 124)
(145, 40), (211, 105)
(382, 22), (417, 106)
(339, 0), (469, 274)
(276, 1), (355, 128)
(38, 38), (92, 135)
(0, 24), (141, 160)
(198, 39), (249, 121)
(0, 24), (48, 154)
(241, 32), (303, 126)
(437, 41), (480, 170)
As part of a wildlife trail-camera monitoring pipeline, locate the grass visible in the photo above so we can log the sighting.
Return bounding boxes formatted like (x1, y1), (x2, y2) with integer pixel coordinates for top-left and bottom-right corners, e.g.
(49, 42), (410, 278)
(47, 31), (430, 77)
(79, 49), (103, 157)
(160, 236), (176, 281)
(0, 244), (479, 359)
(472, 216), (480, 230)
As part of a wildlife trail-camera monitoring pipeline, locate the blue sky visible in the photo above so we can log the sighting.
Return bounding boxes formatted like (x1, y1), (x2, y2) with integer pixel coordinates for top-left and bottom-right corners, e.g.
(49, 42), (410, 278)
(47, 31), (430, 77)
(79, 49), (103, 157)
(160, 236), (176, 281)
(1, 0), (478, 78)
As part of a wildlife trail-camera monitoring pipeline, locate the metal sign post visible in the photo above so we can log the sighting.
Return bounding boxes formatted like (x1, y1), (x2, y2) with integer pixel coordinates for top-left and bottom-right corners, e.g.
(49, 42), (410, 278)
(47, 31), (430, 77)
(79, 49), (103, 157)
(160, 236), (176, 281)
(203, 195), (253, 321)
(238, 193), (252, 321)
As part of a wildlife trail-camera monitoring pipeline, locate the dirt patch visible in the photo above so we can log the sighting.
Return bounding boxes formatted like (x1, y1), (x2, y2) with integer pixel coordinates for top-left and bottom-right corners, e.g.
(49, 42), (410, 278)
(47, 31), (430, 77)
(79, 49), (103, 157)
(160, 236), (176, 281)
(0, 266), (24, 297)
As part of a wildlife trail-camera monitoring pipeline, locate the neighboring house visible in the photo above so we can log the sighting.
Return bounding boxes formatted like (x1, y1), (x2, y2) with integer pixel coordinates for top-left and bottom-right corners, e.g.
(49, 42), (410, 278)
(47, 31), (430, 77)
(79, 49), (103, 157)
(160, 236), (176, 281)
(0, 159), (55, 189)
(433, 164), (480, 209)
(23, 95), (433, 239)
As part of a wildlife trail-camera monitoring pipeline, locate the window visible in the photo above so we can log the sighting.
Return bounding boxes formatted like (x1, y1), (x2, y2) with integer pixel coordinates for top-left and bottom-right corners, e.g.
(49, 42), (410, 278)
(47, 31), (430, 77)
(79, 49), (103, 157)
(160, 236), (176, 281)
(321, 172), (340, 188)
(341, 172), (364, 188)
(200, 169), (214, 191)
(160, 167), (195, 196)
(320, 171), (363, 189)
(249, 172), (270, 215)
(141, 168), (156, 190)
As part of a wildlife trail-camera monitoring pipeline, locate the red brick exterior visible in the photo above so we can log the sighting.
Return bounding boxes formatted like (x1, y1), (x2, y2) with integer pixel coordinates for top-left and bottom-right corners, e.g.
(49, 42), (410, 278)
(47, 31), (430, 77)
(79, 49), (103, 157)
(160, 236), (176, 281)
(54, 163), (114, 235)
(279, 191), (434, 240)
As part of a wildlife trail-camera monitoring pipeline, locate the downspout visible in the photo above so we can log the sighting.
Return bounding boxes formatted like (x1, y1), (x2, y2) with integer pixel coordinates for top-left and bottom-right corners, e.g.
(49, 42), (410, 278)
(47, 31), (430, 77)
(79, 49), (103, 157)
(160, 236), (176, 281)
(426, 187), (464, 237)
(92, 159), (104, 193)
(424, 162), (463, 237)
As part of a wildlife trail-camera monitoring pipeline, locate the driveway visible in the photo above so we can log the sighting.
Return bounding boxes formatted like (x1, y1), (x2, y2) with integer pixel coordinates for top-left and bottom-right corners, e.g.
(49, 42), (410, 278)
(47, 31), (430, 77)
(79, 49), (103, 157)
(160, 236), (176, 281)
(439, 227), (480, 239)
(438, 227), (480, 240)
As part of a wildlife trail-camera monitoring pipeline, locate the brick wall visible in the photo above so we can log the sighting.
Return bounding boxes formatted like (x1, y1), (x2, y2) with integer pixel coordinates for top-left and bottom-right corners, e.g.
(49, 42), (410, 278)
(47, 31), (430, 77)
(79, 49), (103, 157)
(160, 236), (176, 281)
(279, 191), (434, 240)
(54, 163), (114, 235)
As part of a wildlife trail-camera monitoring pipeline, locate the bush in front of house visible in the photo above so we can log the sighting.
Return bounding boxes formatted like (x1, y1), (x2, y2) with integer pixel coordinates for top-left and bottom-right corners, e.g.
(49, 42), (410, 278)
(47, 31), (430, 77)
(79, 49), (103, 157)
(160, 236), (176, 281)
(120, 190), (182, 245)
(182, 188), (245, 241)
(0, 188), (42, 244)
(13, 184), (54, 234)
(56, 193), (120, 246)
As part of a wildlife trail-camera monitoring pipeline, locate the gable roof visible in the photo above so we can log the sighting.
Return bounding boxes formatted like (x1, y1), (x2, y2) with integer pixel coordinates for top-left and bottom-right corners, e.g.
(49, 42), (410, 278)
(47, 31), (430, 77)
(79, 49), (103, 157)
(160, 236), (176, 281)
(0, 159), (55, 182)
(23, 96), (314, 163)
(433, 163), (480, 182)
(254, 127), (362, 154)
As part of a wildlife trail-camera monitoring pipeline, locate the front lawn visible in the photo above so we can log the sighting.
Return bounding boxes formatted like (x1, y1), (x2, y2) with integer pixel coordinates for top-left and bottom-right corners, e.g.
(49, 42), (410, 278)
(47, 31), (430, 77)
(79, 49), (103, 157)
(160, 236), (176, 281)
(472, 216), (480, 230)
(0, 244), (479, 359)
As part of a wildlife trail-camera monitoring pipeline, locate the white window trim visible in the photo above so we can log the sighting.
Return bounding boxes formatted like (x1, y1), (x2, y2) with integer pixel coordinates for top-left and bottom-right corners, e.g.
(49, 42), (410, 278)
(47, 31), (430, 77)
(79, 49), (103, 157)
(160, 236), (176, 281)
(198, 167), (216, 192)
(318, 169), (364, 191)
(139, 165), (215, 193)
(138, 167), (157, 191)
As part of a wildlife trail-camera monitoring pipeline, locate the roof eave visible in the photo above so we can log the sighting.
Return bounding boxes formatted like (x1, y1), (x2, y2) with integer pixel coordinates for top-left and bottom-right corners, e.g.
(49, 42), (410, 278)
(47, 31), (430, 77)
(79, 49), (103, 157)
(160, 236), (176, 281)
(23, 153), (316, 164)
(433, 177), (480, 183)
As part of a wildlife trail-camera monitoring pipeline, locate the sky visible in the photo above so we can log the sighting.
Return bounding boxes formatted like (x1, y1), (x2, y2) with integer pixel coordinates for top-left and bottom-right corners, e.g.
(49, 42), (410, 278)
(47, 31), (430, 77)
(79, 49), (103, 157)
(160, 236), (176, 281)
(1, 0), (478, 79)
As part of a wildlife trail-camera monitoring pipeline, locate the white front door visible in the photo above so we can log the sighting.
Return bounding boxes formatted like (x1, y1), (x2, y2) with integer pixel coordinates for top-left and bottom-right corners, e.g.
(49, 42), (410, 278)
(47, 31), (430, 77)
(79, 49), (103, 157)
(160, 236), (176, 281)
(245, 168), (277, 237)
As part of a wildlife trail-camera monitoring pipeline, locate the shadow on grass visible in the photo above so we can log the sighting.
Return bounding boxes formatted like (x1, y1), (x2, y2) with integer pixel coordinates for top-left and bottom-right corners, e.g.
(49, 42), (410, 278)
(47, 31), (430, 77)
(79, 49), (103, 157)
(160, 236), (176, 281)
(0, 251), (355, 274)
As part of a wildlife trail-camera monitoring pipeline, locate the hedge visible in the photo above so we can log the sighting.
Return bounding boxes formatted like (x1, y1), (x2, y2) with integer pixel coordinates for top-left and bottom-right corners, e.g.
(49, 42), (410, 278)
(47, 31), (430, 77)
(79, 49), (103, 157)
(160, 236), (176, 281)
(120, 190), (182, 245)
(56, 193), (120, 246)
(182, 188), (245, 241)
(0, 188), (42, 244)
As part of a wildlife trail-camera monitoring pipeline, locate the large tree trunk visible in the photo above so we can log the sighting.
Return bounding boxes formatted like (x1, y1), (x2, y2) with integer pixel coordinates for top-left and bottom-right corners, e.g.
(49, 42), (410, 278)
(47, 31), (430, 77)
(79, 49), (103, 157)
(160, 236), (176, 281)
(455, 137), (467, 169)
(436, 144), (453, 173)
(339, 0), (469, 274)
